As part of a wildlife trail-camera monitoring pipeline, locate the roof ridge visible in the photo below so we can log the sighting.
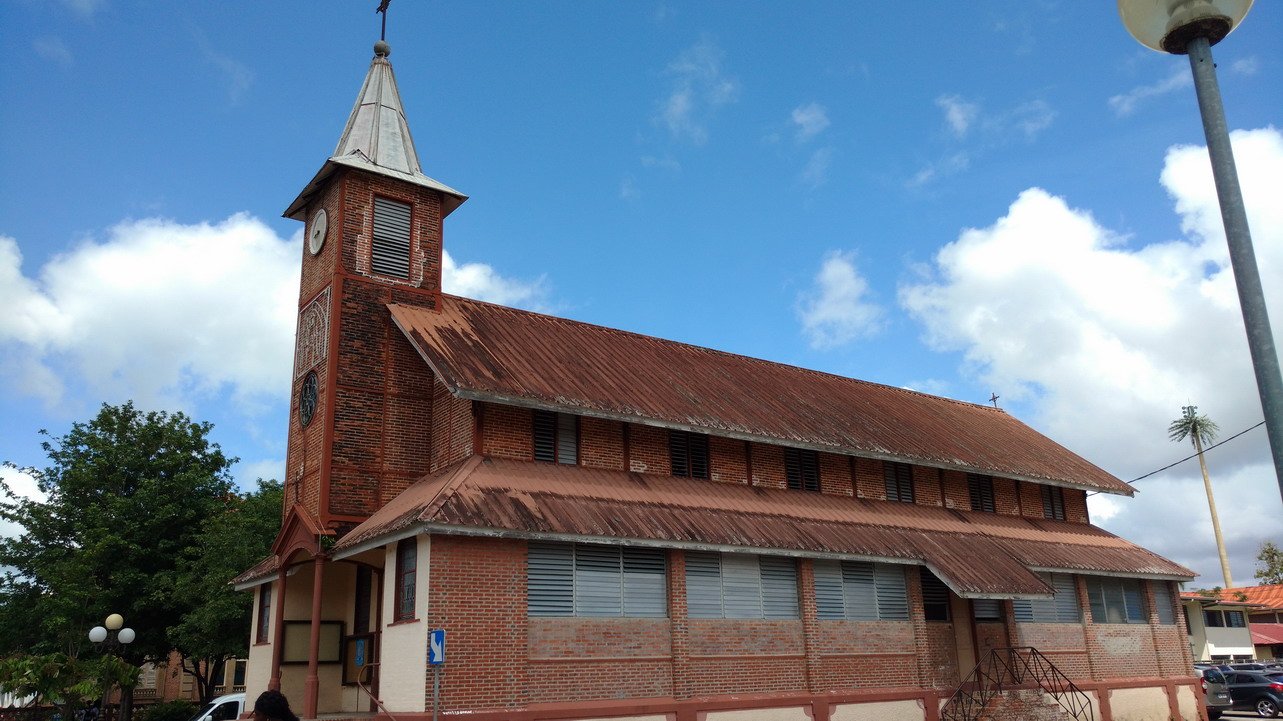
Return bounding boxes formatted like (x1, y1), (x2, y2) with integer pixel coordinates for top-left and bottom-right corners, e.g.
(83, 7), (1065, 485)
(439, 293), (1005, 413)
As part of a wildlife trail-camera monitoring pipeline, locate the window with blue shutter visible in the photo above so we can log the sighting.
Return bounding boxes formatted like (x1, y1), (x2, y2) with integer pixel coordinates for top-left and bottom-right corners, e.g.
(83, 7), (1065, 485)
(372, 196), (412, 279)
(685, 552), (799, 619)
(527, 542), (666, 617)
(814, 560), (908, 621)
(1013, 573), (1081, 623)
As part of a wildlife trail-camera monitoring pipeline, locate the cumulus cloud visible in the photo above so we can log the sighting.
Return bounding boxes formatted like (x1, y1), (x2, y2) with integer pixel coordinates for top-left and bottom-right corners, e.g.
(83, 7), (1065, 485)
(0, 465), (48, 539)
(798, 251), (885, 348)
(1, 214), (546, 417)
(937, 95), (979, 138)
(1108, 68), (1190, 117)
(901, 127), (1283, 586)
(791, 103), (830, 143)
(656, 36), (738, 145)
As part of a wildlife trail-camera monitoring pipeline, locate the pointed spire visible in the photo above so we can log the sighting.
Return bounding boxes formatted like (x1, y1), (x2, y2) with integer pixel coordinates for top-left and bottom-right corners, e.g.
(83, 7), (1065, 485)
(284, 41), (466, 221)
(333, 41), (421, 176)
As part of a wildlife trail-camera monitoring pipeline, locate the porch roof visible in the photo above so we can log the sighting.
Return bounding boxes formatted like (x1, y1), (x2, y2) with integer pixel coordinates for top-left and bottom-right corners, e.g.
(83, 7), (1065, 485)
(332, 455), (1193, 599)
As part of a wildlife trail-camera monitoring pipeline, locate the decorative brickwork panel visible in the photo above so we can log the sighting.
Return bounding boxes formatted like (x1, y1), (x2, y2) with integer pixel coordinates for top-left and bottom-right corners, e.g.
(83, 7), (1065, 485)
(299, 185), (343, 302)
(331, 387), (384, 469)
(337, 280), (391, 391)
(294, 287), (331, 378)
(1085, 623), (1160, 679)
(339, 171), (444, 293)
(428, 535), (528, 712)
(579, 416), (626, 470)
(628, 424), (670, 475)
(819, 451), (853, 496)
(480, 402), (531, 460)
(709, 436), (747, 484)
(329, 467), (380, 517)
(749, 443), (786, 489)
(854, 457), (885, 499)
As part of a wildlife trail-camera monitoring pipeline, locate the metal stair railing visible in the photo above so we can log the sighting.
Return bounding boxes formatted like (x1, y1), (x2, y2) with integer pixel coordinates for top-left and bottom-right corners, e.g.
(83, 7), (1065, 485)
(939, 646), (1094, 721)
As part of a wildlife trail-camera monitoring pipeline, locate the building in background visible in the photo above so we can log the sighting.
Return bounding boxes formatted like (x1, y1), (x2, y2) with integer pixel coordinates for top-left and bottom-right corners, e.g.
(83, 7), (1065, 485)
(233, 35), (1204, 721)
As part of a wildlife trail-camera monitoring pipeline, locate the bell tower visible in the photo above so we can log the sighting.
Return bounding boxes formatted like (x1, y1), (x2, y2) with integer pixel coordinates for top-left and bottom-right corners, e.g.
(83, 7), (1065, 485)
(280, 39), (467, 536)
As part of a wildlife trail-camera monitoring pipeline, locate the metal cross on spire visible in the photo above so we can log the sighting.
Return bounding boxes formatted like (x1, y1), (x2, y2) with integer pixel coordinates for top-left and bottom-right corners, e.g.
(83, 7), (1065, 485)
(989, 393), (1000, 408)
(376, 0), (391, 41)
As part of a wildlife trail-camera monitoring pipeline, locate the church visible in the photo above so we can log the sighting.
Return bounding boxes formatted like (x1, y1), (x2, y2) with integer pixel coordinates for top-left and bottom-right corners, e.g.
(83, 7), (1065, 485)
(234, 36), (1205, 721)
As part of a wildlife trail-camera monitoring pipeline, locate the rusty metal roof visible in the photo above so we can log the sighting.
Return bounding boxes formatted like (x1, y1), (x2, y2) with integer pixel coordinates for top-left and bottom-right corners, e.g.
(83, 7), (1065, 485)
(333, 456), (1193, 597)
(230, 553), (278, 589)
(1216, 584), (1283, 610)
(1253, 623), (1283, 645)
(390, 296), (1135, 496)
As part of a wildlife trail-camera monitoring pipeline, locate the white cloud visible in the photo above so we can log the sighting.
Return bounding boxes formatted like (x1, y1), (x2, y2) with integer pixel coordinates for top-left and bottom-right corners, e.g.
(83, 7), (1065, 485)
(33, 36), (74, 67)
(791, 103), (830, 143)
(936, 95), (979, 138)
(236, 458), (285, 486)
(799, 148), (836, 190)
(656, 36), (739, 145)
(901, 127), (1283, 586)
(1231, 57), (1259, 76)
(641, 154), (681, 172)
(442, 249), (547, 309)
(1, 214), (545, 419)
(61, 0), (104, 19)
(1004, 99), (1055, 140)
(0, 465), (47, 539)
(798, 251), (885, 349)
(1109, 68), (1190, 117)
(908, 152), (970, 188)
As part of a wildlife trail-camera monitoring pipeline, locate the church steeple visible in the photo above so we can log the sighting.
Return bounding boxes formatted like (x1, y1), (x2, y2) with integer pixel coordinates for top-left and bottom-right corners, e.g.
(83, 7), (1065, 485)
(284, 41), (466, 221)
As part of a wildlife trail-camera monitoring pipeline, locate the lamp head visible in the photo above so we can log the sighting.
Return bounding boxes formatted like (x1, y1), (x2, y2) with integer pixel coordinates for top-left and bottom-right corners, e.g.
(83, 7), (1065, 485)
(1117, 0), (1254, 53)
(104, 613), (124, 631)
(88, 626), (108, 643)
(117, 627), (136, 645)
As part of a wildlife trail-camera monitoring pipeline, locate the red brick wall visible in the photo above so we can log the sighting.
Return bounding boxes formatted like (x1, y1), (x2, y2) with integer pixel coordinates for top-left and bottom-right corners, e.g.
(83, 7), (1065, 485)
(942, 470), (971, 510)
(819, 451), (854, 495)
(579, 416), (625, 470)
(853, 457), (884, 499)
(709, 436), (747, 484)
(749, 442), (786, 489)
(915, 465), (944, 507)
(479, 402), (530, 460)
(993, 477), (1020, 515)
(628, 424), (670, 475)
(1064, 487), (1089, 523)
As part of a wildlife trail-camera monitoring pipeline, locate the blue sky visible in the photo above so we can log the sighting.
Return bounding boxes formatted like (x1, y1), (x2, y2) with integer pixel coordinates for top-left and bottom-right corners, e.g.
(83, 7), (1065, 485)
(2, 0), (1280, 588)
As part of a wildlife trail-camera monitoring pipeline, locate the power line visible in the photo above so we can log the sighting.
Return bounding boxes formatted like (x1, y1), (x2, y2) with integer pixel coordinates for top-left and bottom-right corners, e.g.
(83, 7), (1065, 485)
(1087, 420), (1266, 496)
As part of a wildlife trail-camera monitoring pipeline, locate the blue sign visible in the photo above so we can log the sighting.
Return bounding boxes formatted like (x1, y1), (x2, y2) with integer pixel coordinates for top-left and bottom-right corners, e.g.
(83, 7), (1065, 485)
(354, 638), (366, 667)
(428, 629), (445, 665)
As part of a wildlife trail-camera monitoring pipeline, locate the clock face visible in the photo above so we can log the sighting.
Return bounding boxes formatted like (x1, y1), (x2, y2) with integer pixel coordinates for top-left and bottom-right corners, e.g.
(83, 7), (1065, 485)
(299, 371), (319, 428)
(308, 209), (328, 255)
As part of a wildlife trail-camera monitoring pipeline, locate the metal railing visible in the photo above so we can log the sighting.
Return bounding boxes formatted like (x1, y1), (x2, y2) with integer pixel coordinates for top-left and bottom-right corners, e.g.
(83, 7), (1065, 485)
(939, 646), (1094, 721)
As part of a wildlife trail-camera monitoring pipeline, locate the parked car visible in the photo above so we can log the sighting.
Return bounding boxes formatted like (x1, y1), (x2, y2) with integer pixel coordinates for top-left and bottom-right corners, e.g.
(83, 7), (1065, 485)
(1197, 666), (1233, 720)
(1225, 670), (1283, 718)
(187, 693), (245, 721)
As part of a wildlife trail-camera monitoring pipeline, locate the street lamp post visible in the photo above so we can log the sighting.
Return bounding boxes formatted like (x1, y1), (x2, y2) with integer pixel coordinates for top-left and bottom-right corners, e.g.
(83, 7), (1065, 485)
(1117, 0), (1283, 504)
(88, 615), (136, 721)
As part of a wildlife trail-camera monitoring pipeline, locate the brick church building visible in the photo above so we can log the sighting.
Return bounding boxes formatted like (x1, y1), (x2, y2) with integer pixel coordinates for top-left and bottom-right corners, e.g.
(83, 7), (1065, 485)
(234, 38), (1206, 721)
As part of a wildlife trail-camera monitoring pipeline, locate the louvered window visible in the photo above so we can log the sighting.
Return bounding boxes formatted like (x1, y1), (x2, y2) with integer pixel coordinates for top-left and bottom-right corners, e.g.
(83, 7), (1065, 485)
(921, 568), (951, 621)
(527, 542), (666, 617)
(533, 410), (578, 464)
(372, 196), (412, 279)
(885, 462), (914, 503)
(394, 538), (417, 621)
(968, 473), (996, 513)
(814, 560), (909, 621)
(1042, 485), (1066, 520)
(973, 599), (1003, 621)
(1152, 581), (1175, 625)
(256, 584), (272, 643)
(670, 430), (710, 479)
(784, 448), (821, 492)
(686, 552), (798, 619)
(1086, 576), (1147, 624)
(1013, 573), (1080, 623)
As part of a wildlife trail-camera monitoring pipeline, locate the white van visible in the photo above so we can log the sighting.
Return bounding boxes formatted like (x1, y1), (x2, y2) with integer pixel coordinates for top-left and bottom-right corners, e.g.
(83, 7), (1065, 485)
(188, 693), (245, 721)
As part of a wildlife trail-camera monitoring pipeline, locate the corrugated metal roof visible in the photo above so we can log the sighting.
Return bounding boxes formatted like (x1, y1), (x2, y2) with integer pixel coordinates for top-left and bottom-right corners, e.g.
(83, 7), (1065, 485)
(333, 456), (1193, 597)
(1252, 623), (1283, 645)
(1215, 584), (1283, 610)
(390, 297), (1135, 496)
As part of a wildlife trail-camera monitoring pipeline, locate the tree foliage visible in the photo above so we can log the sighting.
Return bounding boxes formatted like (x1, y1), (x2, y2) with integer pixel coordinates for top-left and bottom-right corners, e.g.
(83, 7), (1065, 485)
(167, 479), (283, 703)
(1257, 540), (1283, 585)
(0, 402), (238, 663)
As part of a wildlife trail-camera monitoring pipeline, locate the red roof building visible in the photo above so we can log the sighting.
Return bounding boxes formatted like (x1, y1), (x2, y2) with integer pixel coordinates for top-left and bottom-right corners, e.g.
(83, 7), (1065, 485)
(235, 37), (1203, 721)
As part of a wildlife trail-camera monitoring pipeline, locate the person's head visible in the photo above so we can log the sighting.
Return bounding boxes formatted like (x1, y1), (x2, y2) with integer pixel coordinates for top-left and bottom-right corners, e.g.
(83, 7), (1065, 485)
(252, 691), (298, 721)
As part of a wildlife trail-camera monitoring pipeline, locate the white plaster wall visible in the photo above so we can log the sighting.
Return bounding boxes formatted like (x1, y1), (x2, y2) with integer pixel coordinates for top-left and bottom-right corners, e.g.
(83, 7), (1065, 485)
(377, 535), (429, 713)
(1204, 626), (1254, 657)
(831, 699), (925, 721)
(1108, 687), (1172, 721)
(244, 582), (274, 707)
(1174, 684), (1200, 721)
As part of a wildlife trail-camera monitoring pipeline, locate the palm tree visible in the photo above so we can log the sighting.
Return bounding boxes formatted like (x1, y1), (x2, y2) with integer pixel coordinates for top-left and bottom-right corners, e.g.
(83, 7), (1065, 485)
(1169, 405), (1232, 587)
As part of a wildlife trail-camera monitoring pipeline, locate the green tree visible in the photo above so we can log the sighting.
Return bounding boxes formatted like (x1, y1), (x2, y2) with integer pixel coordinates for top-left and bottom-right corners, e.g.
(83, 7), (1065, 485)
(1168, 405), (1232, 587)
(166, 479), (283, 704)
(1256, 540), (1283, 585)
(0, 402), (237, 719)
